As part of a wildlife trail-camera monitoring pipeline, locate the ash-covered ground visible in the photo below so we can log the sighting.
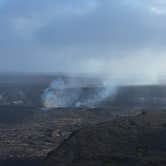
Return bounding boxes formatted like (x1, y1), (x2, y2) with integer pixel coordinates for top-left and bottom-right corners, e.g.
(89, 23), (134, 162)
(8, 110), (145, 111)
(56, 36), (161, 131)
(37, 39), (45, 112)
(0, 74), (166, 166)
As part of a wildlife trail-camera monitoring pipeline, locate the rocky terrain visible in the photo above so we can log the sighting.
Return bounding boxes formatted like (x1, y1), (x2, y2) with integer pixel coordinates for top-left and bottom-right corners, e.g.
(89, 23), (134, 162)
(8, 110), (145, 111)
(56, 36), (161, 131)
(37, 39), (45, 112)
(0, 74), (166, 166)
(0, 106), (118, 166)
(46, 110), (166, 166)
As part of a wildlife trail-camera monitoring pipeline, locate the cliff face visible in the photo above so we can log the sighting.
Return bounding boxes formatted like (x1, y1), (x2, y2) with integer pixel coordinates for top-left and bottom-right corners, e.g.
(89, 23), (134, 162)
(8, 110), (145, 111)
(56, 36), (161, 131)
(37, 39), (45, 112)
(46, 111), (166, 166)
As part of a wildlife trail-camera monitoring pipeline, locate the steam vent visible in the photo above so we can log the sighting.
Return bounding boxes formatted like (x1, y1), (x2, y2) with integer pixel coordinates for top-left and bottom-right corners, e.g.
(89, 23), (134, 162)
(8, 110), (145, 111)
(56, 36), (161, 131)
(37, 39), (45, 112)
(41, 77), (108, 109)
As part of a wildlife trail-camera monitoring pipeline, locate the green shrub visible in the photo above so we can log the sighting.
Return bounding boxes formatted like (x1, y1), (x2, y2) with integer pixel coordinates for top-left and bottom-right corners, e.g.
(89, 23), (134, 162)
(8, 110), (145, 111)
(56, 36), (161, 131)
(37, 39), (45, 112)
(104, 161), (117, 166)
(136, 147), (145, 157)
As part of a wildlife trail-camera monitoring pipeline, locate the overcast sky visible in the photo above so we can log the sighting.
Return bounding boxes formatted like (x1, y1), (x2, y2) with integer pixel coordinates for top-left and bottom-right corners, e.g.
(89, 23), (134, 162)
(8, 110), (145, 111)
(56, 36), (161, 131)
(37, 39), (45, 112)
(0, 0), (166, 84)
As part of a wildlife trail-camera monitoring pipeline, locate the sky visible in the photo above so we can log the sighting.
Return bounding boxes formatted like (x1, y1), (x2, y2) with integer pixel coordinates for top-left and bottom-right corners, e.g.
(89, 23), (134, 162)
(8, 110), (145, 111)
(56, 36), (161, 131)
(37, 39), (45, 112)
(0, 0), (166, 84)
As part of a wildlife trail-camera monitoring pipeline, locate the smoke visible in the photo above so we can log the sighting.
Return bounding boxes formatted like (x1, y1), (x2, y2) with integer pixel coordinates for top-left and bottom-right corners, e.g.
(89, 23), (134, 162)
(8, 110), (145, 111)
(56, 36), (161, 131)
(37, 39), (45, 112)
(42, 77), (116, 109)
(42, 78), (77, 108)
(41, 49), (164, 109)
(40, 47), (166, 109)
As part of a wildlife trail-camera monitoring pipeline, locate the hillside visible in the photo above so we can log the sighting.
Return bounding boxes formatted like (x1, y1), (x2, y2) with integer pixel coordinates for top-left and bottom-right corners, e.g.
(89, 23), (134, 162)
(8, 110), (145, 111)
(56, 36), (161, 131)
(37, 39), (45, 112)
(46, 111), (166, 166)
(0, 106), (118, 166)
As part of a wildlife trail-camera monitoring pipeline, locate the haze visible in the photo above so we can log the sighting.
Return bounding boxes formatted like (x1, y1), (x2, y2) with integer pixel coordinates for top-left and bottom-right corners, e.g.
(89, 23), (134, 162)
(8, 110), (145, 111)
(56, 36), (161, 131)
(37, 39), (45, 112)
(0, 0), (166, 85)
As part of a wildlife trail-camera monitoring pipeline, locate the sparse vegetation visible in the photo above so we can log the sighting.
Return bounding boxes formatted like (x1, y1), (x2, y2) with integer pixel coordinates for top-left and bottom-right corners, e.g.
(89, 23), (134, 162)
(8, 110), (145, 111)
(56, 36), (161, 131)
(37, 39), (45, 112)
(136, 147), (146, 158)
(104, 161), (117, 166)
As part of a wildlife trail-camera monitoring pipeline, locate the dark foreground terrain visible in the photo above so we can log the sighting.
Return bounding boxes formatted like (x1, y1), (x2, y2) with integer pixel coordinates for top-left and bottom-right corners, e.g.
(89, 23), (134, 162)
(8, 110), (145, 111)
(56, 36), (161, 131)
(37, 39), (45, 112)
(46, 111), (166, 166)
(1, 74), (166, 165)
(0, 106), (118, 166)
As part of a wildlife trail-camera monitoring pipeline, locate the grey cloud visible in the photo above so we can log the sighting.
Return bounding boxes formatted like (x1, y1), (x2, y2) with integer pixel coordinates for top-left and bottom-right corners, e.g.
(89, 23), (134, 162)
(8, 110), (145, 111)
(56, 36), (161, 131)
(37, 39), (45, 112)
(0, 0), (166, 80)
(32, 0), (166, 52)
(1, 0), (166, 49)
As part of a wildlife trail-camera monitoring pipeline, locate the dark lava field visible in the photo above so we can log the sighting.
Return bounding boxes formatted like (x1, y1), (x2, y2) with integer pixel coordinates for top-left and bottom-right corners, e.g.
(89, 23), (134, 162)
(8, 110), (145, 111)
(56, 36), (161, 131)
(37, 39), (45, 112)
(0, 74), (166, 166)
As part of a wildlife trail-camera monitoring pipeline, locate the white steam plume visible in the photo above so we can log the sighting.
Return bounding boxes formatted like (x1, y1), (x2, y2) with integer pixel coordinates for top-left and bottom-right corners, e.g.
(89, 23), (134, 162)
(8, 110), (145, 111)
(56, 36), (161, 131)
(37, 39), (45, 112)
(41, 77), (116, 109)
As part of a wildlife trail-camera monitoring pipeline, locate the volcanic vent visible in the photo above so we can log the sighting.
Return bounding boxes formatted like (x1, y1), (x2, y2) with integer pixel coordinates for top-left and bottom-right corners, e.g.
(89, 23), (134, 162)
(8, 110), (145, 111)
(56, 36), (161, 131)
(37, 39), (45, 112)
(41, 77), (111, 109)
